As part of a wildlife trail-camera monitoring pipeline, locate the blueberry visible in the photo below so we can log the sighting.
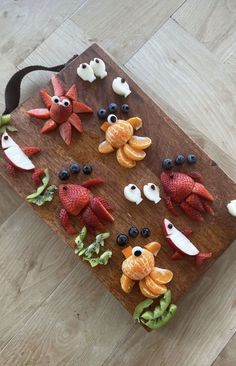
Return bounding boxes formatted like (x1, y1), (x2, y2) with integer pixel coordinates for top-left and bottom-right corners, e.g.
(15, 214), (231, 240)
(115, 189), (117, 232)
(187, 154), (197, 164)
(140, 228), (151, 238)
(162, 158), (174, 170)
(69, 163), (80, 174)
(175, 154), (185, 165)
(128, 226), (139, 238)
(121, 104), (129, 113)
(58, 169), (70, 181)
(83, 164), (92, 175)
(116, 234), (129, 247)
(97, 108), (107, 119)
(108, 102), (118, 113)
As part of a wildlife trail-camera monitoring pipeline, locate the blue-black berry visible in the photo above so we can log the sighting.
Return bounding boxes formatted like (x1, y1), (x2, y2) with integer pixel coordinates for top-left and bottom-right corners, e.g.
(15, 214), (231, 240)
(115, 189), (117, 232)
(175, 154), (185, 165)
(58, 169), (70, 181)
(140, 228), (151, 238)
(162, 158), (174, 170)
(116, 234), (129, 247)
(187, 154), (197, 164)
(128, 226), (139, 238)
(121, 104), (129, 113)
(97, 108), (107, 119)
(69, 163), (80, 174)
(82, 164), (92, 175)
(108, 102), (118, 113)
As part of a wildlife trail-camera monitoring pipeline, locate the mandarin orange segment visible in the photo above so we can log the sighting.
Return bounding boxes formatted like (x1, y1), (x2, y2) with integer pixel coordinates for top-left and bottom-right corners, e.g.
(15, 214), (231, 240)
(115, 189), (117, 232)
(100, 121), (110, 132)
(150, 267), (173, 284)
(116, 147), (136, 168)
(128, 136), (152, 150)
(144, 242), (161, 256)
(120, 274), (135, 294)
(144, 276), (167, 296)
(127, 117), (142, 130)
(98, 140), (114, 154)
(139, 279), (159, 299)
(122, 246), (133, 258)
(123, 143), (146, 161)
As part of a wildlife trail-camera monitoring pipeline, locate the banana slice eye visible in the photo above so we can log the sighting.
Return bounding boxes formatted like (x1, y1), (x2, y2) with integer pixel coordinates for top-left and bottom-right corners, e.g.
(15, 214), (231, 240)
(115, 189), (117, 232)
(107, 114), (117, 124)
(132, 246), (143, 256)
(124, 184), (143, 205)
(143, 183), (161, 204)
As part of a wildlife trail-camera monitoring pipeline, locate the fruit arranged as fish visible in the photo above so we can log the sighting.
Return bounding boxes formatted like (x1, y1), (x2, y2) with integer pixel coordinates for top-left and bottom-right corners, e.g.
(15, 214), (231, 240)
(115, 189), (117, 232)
(162, 218), (212, 266)
(98, 117), (152, 168)
(161, 171), (214, 222)
(120, 242), (173, 299)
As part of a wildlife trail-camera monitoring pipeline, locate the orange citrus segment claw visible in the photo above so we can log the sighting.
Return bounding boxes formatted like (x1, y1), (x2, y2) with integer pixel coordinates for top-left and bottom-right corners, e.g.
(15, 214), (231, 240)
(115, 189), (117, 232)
(144, 276), (167, 295)
(120, 274), (135, 294)
(100, 122), (110, 132)
(139, 279), (159, 299)
(123, 144), (146, 161)
(128, 136), (152, 150)
(116, 147), (136, 168)
(122, 246), (133, 258)
(144, 242), (161, 256)
(98, 140), (114, 154)
(150, 267), (173, 284)
(127, 117), (142, 130)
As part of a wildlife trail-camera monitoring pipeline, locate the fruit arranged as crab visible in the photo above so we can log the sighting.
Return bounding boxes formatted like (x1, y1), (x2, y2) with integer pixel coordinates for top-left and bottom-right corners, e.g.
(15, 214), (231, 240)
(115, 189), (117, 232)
(120, 242), (173, 299)
(98, 117), (152, 168)
(58, 178), (114, 235)
(161, 171), (214, 222)
(1, 132), (42, 182)
(27, 74), (93, 145)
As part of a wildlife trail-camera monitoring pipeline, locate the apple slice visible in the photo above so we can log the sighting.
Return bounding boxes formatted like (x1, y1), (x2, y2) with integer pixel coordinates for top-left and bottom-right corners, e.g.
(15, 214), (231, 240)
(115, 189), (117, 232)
(2, 132), (35, 171)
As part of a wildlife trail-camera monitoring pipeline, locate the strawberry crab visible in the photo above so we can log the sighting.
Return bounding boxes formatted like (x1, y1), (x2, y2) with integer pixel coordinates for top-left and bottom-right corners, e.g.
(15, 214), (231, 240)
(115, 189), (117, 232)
(58, 178), (114, 235)
(27, 74), (93, 145)
(1, 132), (43, 184)
(161, 171), (214, 222)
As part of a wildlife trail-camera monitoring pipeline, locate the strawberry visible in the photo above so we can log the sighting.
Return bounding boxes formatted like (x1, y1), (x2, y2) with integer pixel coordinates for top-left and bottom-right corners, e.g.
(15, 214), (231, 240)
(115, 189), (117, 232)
(59, 122), (72, 145)
(182, 227), (193, 237)
(51, 74), (64, 97)
(68, 113), (83, 133)
(80, 206), (105, 233)
(72, 101), (93, 113)
(39, 89), (52, 109)
(186, 193), (205, 213)
(90, 197), (114, 223)
(196, 252), (212, 266)
(27, 108), (50, 119)
(171, 252), (184, 260)
(96, 196), (114, 211)
(22, 146), (41, 156)
(164, 197), (178, 216)
(32, 168), (45, 186)
(58, 184), (91, 216)
(188, 171), (204, 183)
(180, 202), (204, 222)
(192, 182), (214, 202)
(6, 163), (16, 177)
(59, 208), (77, 235)
(66, 84), (77, 101)
(82, 178), (105, 188)
(202, 201), (215, 216)
(41, 119), (57, 134)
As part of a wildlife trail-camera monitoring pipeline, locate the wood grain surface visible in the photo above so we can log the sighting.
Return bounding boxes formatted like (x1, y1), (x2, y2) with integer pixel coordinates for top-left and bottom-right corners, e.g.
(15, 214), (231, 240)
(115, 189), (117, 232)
(1, 43), (236, 326)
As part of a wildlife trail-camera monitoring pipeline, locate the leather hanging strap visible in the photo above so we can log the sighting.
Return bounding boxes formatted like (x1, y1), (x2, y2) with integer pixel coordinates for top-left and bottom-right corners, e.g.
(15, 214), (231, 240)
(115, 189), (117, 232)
(2, 55), (78, 115)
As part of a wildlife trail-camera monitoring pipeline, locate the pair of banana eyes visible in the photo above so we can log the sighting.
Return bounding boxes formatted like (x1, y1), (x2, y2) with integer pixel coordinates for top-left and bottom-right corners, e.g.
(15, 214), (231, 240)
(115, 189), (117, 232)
(51, 95), (71, 107)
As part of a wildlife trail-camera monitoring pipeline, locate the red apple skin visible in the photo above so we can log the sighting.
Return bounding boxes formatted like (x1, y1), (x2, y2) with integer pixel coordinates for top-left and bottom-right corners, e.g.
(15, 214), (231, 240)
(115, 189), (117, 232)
(3, 151), (35, 172)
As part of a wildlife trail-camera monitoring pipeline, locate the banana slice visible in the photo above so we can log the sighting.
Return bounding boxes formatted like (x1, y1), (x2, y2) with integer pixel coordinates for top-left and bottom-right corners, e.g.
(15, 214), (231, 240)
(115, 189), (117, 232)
(124, 184), (143, 205)
(143, 183), (161, 204)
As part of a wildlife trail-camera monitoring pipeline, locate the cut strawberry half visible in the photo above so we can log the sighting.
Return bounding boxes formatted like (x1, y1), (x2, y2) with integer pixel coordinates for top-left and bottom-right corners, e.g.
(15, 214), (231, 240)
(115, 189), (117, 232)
(59, 122), (72, 145)
(80, 206), (105, 233)
(90, 197), (114, 223)
(39, 89), (52, 109)
(41, 119), (57, 134)
(27, 108), (50, 119)
(72, 101), (93, 113)
(51, 74), (64, 97)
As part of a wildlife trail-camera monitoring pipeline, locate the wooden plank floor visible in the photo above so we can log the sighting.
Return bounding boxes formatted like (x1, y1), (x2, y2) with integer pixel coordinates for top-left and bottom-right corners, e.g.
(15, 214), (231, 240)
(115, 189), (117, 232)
(0, 1), (236, 365)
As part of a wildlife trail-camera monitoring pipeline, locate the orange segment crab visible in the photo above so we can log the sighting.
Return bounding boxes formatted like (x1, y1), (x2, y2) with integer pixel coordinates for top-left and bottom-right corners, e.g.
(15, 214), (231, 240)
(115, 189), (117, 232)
(98, 117), (152, 168)
(27, 74), (93, 145)
(120, 242), (173, 298)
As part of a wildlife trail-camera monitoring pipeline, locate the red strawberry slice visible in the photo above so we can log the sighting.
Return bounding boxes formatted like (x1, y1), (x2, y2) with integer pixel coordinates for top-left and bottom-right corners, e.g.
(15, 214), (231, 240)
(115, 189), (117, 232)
(195, 252), (212, 266)
(41, 119), (57, 134)
(68, 113), (83, 133)
(182, 227), (193, 238)
(203, 201), (215, 216)
(192, 182), (214, 202)
(22, 146), (41, 156)
(59, 208), (77, 235)
(58, 184), (91, 216)
(188, 171), (204, 183)
(66, 84), (77, 101)
(96, 196), (114, 211)
(6, 163), (16, 176)
(90, 197), (114, 223)
(180, 202), (204, 222)
(27, 108), (50, 119)
(32, 168), (45, 186)
(51, 74), (64, 97)
(164, 196), (178, 216)
(39, 89), (52, 109)
(82, 178), (105, 188)
(59, 121), (72, 145)
(80, 205), (105, 233)
(72, 101), (93, 113)
(171, 252), (184, 260)
(186, 193), (205, 212)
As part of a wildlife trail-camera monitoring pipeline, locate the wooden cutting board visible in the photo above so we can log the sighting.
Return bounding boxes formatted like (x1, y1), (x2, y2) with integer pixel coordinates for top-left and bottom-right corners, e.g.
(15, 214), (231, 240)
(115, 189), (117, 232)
(1, 44), (236, 328)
